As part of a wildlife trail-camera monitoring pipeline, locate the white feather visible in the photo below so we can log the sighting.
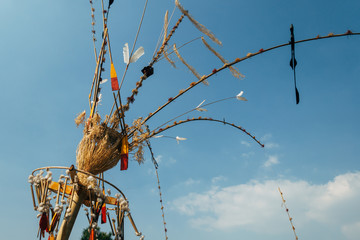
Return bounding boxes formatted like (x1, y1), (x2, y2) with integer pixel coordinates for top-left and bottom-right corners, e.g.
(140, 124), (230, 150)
(236, 91), (247, 101)
(100, 78), (108, 84)
(129, 46), (145, 63)
(195, 100), (207, 112)
(196, 100), (206, 108)
(196, 108), (207, 112)
(153, 135), (164, 138)
(176, 136), (187, 144)
(123, 43), (130, 64)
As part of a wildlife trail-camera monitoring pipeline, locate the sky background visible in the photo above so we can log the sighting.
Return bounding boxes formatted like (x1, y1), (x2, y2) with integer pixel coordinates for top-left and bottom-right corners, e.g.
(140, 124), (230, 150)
(0, 0), (360, 239)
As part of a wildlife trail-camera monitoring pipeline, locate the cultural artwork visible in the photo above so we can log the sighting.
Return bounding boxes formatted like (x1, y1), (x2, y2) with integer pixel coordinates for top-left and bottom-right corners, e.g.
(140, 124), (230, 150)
(28, 0), (359, 239)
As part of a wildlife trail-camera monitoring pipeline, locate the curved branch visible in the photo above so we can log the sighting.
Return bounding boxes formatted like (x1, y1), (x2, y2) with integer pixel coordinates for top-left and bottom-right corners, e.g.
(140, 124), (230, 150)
(145, 117), (264, 147)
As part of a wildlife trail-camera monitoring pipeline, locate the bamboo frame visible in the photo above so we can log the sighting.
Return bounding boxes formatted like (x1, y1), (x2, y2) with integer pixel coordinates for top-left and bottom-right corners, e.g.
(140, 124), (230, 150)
(31, 166), (127, 200)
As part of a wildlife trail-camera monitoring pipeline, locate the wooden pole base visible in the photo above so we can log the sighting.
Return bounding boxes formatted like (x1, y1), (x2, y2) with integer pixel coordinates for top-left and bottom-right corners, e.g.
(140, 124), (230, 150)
(56, 189), (87, 240)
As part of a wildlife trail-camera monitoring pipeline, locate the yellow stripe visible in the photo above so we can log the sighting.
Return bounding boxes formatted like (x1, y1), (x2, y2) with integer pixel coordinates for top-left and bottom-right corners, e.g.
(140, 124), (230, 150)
(111, 63), (117, 78)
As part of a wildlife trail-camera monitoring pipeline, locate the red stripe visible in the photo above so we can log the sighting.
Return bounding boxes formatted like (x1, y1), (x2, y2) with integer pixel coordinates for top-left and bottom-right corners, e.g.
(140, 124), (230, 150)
(111, 77), (119, 91)
(120, 154), (128, 170)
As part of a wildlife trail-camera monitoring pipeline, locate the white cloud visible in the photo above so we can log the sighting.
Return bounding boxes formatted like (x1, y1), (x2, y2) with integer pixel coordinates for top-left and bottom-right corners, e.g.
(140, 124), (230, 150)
(171, 172), (360, 239)
(211, 175), (227, 184)
(241, 151), (254, 158)
(342, 221), (360, 240)
(184, 178), (201, 186)
(155, 155), (163, 164)
(260, 134), (280, 149)
(155, 155), (177, 166)
(265, 142), (280, 149)
(263, 155), (280, 168)
(260, 133), (272, 141)
(241, 140), (251, 147)
(168, 157), (177, 164)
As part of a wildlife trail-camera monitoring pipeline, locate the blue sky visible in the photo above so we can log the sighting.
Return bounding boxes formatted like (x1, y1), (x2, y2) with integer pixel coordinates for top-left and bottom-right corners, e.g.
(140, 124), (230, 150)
(0, 0), (359, 239)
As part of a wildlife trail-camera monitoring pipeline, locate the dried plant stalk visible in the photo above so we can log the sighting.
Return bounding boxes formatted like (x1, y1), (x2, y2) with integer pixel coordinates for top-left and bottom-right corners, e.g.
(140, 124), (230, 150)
(201, 37), (244, 79)
(128, 118), (148, 164)
(173, 44), (209, 85)
(278, 187), (299, 240)
(163, 10), (176, 68)
(75, 111), (86, 127)
(175, 0), (222, 46)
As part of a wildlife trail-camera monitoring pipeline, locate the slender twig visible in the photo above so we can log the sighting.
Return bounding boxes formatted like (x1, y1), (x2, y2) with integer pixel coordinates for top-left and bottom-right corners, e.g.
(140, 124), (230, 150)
(279, 187), (299, 240)
(157, 36), (202, 62)
(146, 140), (168, 240)
(155, 96), (236, 131)
(118, 0), (149, 90)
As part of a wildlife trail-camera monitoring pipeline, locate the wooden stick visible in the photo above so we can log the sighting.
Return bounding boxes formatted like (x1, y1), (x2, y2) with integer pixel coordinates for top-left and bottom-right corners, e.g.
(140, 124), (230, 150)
(107, 212), (115, 235)
(112, 93), (124, 132)
(67, 187), (75, 211)
(60, 177), (68, 204)
(112, 218), (117, 238)
(127, 212), (140, 235)
(55, 180), (62, 206)
(57, 189), (87, 240)
(89, 28), (108, 118)
(30, 185), (37, 210)
(35, 184), (42, 206)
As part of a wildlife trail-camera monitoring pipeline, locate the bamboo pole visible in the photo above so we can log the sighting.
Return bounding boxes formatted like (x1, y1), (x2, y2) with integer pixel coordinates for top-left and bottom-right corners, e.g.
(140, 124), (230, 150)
(56, 188), (87, 240)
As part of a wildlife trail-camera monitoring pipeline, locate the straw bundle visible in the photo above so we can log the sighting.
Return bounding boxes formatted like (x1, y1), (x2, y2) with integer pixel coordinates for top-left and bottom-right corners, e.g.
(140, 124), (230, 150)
(129, 117), (148, 164)
(76, 114), (124, 185)
(75, 111), (86, 127)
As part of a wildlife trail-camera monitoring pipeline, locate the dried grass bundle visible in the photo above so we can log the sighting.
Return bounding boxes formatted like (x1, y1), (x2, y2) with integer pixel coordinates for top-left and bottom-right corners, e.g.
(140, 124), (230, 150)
(201, 37), (244, 79)
(129, 118), (148, 164)
(76, 114), (124, 185)
(75, 111), (86, 127)
(175, 0), (222, 46)
(173, 44), (209, 85)
(109, 107), (125, 129)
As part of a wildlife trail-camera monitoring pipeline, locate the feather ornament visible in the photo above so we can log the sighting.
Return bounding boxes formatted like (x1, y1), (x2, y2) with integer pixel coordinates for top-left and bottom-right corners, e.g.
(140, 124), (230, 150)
(123, 43), (144, 64)
(236, 91), (247, 101)
(100, 78), (108, 84)
(123, 43), (130, 64)
(130, 46), (145, 63)
(175, 136), (187, 144)
(195, 100), (207, 112)
(153, 135), (164, 138)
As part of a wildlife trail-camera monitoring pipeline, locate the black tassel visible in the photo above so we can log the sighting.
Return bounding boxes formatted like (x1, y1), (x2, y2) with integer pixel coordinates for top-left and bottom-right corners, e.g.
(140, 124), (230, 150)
(295, 87), (300, 104)
(109, 0), (114, 7)
(290, 24), (300, 104)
